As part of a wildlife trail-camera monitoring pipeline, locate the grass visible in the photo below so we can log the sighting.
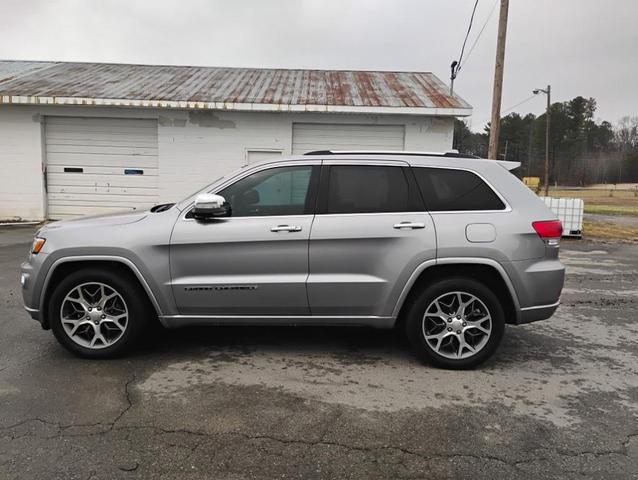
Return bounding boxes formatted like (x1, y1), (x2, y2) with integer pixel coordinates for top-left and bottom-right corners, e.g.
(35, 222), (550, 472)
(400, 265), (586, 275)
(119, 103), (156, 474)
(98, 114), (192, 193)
(582, 220), (638, 243)
(546, 187), (638, 216)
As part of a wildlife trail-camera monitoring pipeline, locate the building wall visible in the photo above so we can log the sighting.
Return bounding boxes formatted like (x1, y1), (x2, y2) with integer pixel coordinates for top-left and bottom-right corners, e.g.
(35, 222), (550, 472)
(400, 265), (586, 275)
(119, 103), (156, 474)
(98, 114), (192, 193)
(0, 105), (455, 220)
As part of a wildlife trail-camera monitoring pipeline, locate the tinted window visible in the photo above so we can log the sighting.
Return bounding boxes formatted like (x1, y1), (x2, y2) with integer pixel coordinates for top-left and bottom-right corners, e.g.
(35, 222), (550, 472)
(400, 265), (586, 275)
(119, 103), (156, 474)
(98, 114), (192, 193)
(413, 167), (505, 211)
(326, 166), (410, 214)
(219, 166), (313, 216)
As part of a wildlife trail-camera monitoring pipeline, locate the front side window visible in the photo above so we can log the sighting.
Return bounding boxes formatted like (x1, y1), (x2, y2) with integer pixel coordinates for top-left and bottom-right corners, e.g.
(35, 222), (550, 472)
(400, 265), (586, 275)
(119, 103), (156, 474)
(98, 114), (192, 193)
(219, 166), (314, 217)
(412, 167), (506, 211)
(326, 165), (411, 214)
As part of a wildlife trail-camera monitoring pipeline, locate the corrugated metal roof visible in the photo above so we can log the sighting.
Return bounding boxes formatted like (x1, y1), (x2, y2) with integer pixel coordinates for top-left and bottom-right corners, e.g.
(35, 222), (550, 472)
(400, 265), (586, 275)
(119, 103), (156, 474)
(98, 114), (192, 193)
(0, 60), (472, 116)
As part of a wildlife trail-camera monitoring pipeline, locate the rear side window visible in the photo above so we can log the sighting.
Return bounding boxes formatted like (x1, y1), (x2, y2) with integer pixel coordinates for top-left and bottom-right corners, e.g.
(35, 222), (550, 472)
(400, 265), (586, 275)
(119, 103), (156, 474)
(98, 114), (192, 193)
(326, 166), (411, 214)
(413, 167), (506, 211)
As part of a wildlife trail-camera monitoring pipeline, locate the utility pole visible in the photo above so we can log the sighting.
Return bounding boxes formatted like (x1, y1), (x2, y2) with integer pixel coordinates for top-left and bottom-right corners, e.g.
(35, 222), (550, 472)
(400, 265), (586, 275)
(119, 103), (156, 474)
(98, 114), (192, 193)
(544, 85), (551, 195)
(533, 85), (551, 195)
(487, 0), (510, 160)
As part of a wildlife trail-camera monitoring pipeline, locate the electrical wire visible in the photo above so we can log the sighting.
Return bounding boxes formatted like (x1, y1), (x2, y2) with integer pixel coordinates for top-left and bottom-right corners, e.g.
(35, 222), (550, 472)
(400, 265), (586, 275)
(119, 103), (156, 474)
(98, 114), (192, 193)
(501, 94), (538, 115)
(456, 0), (480, 73)
(459, 0), (499, 71)
(473, 94), (540, 128)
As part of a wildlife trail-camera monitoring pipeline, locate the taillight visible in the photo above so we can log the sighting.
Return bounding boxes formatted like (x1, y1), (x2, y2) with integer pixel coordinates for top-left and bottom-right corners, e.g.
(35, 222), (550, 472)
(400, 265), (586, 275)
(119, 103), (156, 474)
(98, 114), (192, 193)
(532, 220), (562, 246)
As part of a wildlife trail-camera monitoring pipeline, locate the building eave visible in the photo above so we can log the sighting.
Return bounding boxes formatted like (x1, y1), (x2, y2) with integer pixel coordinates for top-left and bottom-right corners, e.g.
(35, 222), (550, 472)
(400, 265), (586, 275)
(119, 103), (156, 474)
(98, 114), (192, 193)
(0, 95), (472, 117)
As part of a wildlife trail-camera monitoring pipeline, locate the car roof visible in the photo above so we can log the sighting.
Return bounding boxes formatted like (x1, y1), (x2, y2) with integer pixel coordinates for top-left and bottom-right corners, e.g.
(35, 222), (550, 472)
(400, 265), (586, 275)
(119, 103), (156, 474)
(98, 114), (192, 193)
(247, 151), (521, 171)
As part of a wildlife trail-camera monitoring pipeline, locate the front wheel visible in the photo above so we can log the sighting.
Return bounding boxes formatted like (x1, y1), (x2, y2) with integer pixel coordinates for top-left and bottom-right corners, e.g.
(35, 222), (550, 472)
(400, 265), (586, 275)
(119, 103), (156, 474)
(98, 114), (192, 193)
(48, 268), (151, 358)
(405, 278), (505, 369)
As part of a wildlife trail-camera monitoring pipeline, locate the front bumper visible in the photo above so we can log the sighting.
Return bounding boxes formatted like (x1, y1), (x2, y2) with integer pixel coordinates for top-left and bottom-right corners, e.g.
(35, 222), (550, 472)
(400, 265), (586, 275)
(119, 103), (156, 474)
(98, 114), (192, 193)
(24, 305), (40, 321)
(21, 257), (46, 326)
(517, 300), (560, 324)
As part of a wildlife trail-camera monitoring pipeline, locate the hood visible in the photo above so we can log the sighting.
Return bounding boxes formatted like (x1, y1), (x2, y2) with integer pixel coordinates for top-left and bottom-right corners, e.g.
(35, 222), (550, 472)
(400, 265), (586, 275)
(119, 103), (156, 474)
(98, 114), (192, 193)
(41, 210), (147, 232)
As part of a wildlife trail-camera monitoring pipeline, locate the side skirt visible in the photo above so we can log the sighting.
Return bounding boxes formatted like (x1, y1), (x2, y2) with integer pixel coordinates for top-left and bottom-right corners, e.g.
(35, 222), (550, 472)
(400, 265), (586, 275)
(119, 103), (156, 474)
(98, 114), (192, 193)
(159, 315), (396, 329)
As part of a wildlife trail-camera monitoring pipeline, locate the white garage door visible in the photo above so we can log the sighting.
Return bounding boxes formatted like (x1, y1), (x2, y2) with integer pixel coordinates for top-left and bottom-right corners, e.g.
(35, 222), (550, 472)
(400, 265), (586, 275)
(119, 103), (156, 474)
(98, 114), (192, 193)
(45, 117), (159, 219)
(292, 123), (405, 154)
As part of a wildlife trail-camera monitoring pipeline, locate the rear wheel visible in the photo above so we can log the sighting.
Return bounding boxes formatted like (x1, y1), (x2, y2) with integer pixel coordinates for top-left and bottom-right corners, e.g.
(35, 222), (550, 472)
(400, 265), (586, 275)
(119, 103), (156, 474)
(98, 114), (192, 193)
(405, 278), (505, 369)
(48, 268), (151, 358)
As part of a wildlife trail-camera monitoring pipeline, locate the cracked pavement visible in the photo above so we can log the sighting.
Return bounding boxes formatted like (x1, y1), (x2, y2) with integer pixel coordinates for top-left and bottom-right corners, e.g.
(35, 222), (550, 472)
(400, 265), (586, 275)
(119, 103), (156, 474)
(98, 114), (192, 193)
(1, 226), (637, 479)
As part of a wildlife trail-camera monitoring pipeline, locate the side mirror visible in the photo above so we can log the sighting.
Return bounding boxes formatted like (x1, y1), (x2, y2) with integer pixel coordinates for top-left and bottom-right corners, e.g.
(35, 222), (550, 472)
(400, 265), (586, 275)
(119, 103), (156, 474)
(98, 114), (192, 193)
(192, 193), (231, 220)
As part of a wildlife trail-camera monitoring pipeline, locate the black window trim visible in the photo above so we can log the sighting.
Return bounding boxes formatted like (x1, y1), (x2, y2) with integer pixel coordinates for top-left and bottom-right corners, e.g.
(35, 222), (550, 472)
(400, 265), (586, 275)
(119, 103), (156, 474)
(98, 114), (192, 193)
(315, 164), (426, 215)
(183, 164), (321, 220)
(410, 165), (511, 213)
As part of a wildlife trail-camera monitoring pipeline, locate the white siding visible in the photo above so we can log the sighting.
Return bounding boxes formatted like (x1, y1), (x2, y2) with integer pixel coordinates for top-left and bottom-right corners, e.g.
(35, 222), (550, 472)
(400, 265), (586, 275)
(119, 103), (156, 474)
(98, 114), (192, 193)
(291, 123), (405, 154)
(0, 107), (44, 220)
(0, 106), (455, 220)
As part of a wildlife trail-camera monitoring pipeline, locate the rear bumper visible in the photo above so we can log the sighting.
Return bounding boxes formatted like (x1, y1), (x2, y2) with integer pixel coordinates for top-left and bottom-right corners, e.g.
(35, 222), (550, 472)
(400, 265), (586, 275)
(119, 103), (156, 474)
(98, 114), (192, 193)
(517, 300), (560, 324)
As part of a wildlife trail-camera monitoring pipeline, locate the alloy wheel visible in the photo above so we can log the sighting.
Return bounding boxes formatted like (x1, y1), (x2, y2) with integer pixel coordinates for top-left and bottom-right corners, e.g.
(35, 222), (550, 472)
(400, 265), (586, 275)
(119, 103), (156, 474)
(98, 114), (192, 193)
(421, 291), (492, 359)
(60, 282), (129, 349)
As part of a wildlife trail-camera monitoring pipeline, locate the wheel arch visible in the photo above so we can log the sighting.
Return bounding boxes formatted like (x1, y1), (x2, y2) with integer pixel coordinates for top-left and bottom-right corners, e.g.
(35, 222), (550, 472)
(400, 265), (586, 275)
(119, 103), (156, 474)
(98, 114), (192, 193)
(393, 259), (521, 328)
(39, 256), (163, 329)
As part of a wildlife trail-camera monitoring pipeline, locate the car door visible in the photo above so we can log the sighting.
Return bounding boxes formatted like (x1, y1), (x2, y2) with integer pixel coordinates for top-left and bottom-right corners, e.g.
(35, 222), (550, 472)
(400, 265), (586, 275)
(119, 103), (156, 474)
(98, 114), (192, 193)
(170, 162), (320, 316)
(307, 160), (436, 318)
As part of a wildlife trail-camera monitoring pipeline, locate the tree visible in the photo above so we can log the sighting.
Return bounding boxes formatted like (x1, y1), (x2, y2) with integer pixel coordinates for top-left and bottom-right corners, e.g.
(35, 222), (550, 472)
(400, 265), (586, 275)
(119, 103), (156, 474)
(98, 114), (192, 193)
(458, 98), (637, 185)
(453, 119), (488, 157)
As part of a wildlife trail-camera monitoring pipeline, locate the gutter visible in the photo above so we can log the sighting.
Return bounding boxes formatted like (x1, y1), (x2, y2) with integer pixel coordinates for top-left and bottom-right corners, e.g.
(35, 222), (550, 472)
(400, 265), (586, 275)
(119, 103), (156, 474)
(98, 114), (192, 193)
(0, 95), (473, 117)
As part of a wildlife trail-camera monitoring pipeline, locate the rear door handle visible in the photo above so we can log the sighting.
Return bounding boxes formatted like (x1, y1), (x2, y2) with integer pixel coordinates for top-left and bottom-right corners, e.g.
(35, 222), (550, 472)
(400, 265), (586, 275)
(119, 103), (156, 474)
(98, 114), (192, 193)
(393, 222), (425, 230)
(270, 225), (302, 232)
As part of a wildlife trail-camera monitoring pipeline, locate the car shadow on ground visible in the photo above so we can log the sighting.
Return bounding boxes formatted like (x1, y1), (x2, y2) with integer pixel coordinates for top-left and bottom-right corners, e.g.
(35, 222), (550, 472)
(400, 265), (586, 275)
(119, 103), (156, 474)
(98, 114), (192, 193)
(123, 322), (546, 370)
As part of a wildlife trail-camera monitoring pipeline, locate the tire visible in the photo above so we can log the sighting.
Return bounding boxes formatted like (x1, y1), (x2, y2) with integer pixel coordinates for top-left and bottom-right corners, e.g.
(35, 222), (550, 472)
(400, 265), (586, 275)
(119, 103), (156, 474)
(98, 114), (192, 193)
(405, 277), (505, 369)
(48, 267), (151, 358)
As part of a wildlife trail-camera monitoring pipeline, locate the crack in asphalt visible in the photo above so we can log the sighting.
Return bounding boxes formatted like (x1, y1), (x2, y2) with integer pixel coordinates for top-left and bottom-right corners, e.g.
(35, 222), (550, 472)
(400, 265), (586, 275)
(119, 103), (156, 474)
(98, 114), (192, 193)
(1, 359), (638, 473)
(3, 397), (638, 471)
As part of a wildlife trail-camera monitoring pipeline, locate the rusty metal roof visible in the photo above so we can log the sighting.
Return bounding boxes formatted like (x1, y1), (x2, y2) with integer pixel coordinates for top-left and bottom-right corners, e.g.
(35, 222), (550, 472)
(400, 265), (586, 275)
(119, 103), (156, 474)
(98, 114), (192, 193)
(0, 60), (471, 116)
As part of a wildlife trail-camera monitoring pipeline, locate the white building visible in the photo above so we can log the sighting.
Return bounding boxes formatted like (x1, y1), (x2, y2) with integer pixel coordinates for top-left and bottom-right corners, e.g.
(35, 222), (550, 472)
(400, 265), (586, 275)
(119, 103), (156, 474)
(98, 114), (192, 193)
(0, 60), (472, 220)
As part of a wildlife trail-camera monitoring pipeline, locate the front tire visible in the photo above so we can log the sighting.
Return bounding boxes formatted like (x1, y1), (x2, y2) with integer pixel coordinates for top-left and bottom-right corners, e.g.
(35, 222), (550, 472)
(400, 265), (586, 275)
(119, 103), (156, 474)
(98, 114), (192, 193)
(405, 278), (505, 369)
(48, 268), (150, 358)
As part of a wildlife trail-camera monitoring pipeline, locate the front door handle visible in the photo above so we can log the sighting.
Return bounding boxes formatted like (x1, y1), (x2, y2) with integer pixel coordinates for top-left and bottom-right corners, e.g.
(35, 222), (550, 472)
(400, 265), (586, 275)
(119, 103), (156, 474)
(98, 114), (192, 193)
(393, 222), (426, 230)
(270, 225), (302, 232)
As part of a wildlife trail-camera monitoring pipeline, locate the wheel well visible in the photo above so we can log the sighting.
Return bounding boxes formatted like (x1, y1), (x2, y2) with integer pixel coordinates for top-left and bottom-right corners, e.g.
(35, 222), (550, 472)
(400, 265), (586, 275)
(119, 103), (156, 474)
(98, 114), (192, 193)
(396, 264), (518, 329)
(40, 260), (158, 329)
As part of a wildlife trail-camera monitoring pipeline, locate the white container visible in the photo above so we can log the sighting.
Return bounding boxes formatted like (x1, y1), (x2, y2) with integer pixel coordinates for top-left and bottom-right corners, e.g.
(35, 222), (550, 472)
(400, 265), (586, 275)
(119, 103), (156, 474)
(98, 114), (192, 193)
(540, 197), (584, 238)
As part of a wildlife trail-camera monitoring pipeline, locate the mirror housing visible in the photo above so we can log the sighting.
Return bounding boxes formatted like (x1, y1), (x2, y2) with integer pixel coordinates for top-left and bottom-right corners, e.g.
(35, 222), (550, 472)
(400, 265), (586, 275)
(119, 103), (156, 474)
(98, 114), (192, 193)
(192, 193), (231, 220)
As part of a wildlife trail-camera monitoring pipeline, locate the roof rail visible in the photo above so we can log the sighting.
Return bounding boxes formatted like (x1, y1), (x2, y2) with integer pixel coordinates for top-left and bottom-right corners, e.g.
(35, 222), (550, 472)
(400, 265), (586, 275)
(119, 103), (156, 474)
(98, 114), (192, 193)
(302, 149), (479, 159)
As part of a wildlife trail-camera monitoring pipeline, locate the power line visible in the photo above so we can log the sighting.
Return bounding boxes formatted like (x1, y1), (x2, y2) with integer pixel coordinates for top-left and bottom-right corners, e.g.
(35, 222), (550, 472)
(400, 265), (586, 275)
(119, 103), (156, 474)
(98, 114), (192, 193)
(474, 94), (540, 127)
(450, 0), (480, 92)
(501, 94), (538, 114)
(460, 0), (499, 70)
(457, 0), (480, 71)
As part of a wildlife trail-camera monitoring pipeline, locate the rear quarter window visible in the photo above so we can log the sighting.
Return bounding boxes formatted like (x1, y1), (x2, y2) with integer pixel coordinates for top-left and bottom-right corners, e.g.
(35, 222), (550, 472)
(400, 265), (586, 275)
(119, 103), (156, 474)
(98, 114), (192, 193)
(413, 167), (506, 211)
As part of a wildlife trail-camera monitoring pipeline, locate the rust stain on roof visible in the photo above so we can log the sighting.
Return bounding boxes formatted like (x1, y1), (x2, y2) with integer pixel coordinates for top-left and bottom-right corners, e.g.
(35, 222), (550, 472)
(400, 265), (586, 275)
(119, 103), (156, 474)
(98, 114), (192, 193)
(0, 60), (471, 113)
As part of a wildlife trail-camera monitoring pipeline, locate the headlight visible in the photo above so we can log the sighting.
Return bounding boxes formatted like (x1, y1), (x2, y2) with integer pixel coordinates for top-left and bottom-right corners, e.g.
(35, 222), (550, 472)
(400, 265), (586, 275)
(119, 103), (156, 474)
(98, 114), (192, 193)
(31, 237), (46, 254)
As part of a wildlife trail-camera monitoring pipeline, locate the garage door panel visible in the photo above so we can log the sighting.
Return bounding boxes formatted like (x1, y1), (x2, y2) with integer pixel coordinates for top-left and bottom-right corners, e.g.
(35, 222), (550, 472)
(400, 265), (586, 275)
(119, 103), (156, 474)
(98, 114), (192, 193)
(48, 191), (159, 203)
(47, 174), (158, 190)
(46, 153), (159, 168)
(46, 136), (159, 147)
(292, 123), (405, 154)
(45, 117), (159, 219)
(47, 144), (157, 156)
(46, 116), (158, 129)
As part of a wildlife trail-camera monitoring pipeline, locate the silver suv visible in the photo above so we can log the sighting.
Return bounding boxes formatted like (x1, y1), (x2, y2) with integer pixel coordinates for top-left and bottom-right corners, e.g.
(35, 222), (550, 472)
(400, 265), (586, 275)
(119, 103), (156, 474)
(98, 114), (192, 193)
(21, 151), (565, 369)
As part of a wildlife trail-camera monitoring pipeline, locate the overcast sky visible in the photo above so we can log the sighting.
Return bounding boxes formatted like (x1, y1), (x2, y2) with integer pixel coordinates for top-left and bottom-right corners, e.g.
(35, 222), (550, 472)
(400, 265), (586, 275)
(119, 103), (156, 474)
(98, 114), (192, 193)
(1, 0), (636, 131)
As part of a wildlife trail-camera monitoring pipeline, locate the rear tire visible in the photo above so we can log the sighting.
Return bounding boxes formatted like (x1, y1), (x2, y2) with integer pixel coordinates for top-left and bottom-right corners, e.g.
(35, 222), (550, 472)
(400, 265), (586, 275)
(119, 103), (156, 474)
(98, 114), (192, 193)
(48, 268), (151, 358)
(405, 278), (505, 369)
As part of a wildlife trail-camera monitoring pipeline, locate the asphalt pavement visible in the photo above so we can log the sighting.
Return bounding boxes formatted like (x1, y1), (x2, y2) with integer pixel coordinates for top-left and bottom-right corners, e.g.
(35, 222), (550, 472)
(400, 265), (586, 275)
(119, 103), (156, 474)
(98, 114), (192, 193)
(1, 226), (637, 479)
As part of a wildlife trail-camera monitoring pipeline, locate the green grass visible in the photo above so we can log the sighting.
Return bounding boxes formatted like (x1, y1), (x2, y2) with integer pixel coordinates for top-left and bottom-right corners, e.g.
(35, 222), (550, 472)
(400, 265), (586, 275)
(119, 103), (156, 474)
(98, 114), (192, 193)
(583, 204), (638, 216)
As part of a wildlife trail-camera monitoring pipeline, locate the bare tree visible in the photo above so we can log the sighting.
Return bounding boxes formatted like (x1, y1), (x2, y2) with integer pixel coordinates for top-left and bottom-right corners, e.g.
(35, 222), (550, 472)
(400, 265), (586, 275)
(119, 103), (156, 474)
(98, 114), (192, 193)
(615, 116), (638, 151)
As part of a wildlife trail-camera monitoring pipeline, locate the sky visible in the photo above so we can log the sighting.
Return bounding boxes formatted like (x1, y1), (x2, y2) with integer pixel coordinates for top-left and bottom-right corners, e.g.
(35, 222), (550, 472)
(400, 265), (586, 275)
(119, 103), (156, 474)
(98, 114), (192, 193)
(1, 0), (636, 131)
